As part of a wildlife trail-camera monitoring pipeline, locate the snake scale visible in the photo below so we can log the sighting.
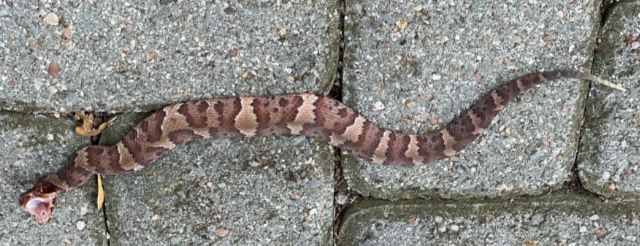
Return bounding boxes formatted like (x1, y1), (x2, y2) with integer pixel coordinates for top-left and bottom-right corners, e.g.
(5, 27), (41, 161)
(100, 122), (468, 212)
(20, 70), (613, 225)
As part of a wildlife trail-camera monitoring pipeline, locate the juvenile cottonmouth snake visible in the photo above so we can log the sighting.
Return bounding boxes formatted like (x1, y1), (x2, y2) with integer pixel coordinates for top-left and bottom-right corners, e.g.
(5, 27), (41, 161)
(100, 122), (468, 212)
(20, 70), (616, 225)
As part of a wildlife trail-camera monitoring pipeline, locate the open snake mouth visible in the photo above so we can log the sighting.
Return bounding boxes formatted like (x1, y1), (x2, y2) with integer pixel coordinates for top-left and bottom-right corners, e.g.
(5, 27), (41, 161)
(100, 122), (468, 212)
(20, 191), (57, 225)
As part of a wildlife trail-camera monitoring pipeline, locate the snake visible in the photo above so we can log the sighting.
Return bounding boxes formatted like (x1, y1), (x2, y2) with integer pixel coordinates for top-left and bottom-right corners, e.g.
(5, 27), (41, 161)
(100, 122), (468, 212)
(20, 70), (615, 225)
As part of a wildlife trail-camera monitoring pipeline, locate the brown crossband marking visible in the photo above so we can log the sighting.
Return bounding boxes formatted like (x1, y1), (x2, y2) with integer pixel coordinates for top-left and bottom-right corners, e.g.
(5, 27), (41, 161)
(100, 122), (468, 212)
(82, 147), (102, 173)
(415, 133), (446, 163)
(204, 100), (222, 129)
(144, 111), (166, 143)
(215, 98), (243, 130)
(252, 97), (272, 125)
(385, 133), (411, 165)
(351, 121), (382, 157)
(178, 101), (209, 128)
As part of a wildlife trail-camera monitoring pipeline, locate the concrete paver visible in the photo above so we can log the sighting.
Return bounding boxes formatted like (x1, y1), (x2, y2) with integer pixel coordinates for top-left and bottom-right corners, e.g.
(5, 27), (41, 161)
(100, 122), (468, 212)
(343, 0), (599, 199)
(339, 195), (640, 245)
(578, 0), (640, 199)
(0, 0), (339, 112)
(1, 0), (339, 244)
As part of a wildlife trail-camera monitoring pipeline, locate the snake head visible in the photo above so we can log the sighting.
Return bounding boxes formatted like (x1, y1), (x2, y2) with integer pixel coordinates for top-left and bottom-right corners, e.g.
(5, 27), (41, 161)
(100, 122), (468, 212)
(20, 184), (58, 225)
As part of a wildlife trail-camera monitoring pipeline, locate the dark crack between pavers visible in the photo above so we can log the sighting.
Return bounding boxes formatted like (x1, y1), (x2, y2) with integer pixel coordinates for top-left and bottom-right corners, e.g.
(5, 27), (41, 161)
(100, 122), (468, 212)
(550, 0), (619, 198)
(329, 0), (364, 243)
(82, 111), (114, 246)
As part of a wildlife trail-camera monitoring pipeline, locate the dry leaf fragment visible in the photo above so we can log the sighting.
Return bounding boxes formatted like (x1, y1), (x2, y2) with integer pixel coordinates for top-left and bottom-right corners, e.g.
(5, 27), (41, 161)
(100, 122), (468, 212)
(97, 174), (104, 210)
(74, 112), (114, 137)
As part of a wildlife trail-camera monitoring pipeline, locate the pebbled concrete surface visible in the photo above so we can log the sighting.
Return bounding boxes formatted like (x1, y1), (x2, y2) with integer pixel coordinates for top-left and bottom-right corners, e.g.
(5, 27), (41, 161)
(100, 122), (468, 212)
(0, 0), (339, 113)
(0, 111), (104, 245)
(342, 0), (597, 199)
(338, 195), (640, 245)
(578, 1), (640, 199)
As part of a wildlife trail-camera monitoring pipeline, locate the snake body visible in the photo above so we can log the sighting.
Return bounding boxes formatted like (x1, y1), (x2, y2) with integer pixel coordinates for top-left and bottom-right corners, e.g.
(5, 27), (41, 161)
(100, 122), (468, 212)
(21, 70), (596, 225)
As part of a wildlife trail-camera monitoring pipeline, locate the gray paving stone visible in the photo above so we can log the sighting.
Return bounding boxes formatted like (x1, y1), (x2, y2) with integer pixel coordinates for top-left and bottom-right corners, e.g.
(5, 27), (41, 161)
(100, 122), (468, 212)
(578, 1), (640, 198)
(0, 111), (105, 245)
(338, 195), (640, 245)
(342, 0), (599, 199)
(98, 113), (334, 245)
(0, 0), (339, 113)
(1, 0), (340, 244)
